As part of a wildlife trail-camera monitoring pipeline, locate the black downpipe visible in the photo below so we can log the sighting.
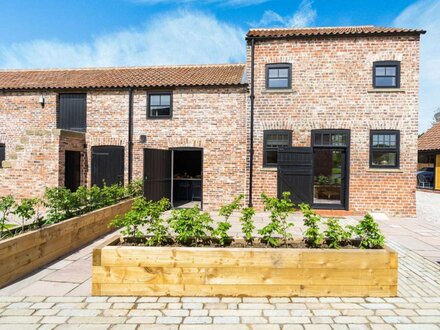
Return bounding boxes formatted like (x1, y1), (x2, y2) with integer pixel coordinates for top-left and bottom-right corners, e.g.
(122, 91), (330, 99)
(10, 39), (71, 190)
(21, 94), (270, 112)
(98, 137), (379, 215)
(128, 88), (134, 184)
(248, 38), (255, 207)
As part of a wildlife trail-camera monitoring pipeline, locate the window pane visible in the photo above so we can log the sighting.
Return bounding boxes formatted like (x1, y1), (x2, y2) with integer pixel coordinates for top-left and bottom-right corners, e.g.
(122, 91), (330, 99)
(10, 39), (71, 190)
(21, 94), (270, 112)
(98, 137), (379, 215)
(314, 133), (322, 146)
(268, 78), (289, 88)
(278, 68), (289, 78)
(268, 68), (278, 78)
(372, 134), (397, 148)
(372, 151), (397, 167)
(266, 134), (289, 148)
(150, 95), (161, 105)
(322, 134), (330, 146)
(375, 67), (386, 76)
(266, 150), (278, 164)
(150, 105), (170, 117)
(385, 67), (396, 76)
(160, 95), (171, 105)
(375, 76), (396, 87)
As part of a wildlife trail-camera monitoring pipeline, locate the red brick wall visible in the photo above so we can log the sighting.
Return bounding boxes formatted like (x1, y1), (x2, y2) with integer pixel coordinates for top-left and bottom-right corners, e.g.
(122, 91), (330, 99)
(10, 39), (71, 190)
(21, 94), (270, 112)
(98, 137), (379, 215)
(247, 35), (420, 216)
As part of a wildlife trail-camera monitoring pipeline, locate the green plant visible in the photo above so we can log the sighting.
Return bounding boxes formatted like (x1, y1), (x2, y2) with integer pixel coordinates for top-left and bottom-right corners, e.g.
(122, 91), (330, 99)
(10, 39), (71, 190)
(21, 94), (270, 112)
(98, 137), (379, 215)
(144, 198), (171, 246)
(324, 218), (351, 249)
(110, 197), (148, 238)
(348, 213), (385, 249)
(299, 203), (323, 248)
(14, 198), (39, 232)
(316, 175), (330, 185)
(258, 192), (295, 247)
(0, 195), (15, 236)
(169, 206), (214, 246)
(44, 187), (79, 223)
(126, 179), (143, 197)
(101, 184), (126, 207)
(214, 195), (244, 246)
(239, 207), (256, 243)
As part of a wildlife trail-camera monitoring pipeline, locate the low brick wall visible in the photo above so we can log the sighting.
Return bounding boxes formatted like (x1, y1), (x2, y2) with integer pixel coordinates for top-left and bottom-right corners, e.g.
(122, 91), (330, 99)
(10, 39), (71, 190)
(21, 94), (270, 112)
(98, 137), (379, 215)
(0, 198), (133, 288)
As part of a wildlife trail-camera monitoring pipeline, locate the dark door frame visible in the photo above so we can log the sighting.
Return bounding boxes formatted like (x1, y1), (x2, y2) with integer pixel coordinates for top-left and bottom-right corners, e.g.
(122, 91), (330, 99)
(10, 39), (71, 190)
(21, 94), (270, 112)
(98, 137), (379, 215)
(170, 147), (204, 210)
(311, 129), (350, 211)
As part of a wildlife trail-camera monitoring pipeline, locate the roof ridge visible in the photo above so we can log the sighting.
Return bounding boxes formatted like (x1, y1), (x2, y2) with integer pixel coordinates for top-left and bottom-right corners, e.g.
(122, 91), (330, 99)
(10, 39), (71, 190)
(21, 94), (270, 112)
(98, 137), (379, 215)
(249, 25), (376, 31)
(0, 63), (246, 73)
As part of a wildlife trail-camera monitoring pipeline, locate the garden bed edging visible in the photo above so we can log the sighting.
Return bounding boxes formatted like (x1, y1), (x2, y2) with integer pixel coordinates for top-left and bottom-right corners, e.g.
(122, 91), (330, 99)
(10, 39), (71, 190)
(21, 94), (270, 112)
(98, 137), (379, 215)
(92, 236), (398, 297)
(0, 198), (134, 288)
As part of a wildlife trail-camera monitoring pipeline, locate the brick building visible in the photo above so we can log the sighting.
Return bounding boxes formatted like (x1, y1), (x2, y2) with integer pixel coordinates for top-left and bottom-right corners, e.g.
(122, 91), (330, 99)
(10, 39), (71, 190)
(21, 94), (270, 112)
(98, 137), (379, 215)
(0, 26), (425, 216)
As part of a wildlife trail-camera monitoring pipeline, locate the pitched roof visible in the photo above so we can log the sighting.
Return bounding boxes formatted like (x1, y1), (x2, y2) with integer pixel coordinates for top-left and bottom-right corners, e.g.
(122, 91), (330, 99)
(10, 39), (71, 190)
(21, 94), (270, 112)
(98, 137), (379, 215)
(419, 122), (440, 151)
(247, 25), (426, 39)
(0, 64), (246, 90)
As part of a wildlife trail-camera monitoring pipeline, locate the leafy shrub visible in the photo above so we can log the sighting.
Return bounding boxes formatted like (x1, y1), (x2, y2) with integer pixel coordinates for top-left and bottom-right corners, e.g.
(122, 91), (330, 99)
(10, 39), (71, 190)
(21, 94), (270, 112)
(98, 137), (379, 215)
(144, 198), (171, 246)
(126, 179), (144, 197)
(0, 195), (15, 236)
(214, 195), (244, 246)
(14, 198), (39, 232)
(324, 218), (351, 249)
(44, 187), (79, 223)
(169, 206), (214, 246)
(239, 207), (256, 243)
(258, 192), (295, 247)
(299, 203), (323, 248)
(110, 197), (149, 238)
(348, 213), (385, 249)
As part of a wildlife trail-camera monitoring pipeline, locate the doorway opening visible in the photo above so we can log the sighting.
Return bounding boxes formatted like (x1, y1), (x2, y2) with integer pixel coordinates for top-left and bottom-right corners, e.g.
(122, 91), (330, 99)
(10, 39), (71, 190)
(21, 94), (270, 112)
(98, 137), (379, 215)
(172, 149), (202, 208)
(65, 151), (81, 192)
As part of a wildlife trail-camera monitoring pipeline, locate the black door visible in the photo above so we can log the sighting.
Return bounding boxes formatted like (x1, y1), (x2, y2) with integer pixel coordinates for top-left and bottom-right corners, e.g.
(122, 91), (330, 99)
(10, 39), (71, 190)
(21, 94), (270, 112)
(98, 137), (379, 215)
(65, 151), (81, 192)
(277, 147), (313, 204)
(91, 146), (124, 187)
(143, 148), (172, 202)
(59, 93), (87, 132)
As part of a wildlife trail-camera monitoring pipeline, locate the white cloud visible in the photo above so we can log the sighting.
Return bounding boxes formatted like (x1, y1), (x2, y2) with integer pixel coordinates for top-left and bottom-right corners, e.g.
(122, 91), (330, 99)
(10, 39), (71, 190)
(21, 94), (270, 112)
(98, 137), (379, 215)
(253, 0), (316, 27)
(394, 0), (440, 133)
(132, 0), (269, 7)
(0, 10), (245, 69)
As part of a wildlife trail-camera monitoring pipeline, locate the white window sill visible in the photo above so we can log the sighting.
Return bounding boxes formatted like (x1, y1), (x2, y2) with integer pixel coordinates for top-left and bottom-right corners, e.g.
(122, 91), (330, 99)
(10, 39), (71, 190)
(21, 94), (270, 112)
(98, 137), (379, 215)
(260, 167), (277, 172)
(366, 168), (403, 173)
(367, 88), (405, 93)
(261, 89), (294, 94)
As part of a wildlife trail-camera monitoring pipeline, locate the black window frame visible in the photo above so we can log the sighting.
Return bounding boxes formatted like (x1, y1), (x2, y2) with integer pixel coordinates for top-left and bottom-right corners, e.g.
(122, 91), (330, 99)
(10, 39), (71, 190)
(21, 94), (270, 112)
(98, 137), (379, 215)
(147, 91), (173, 119)
(370, 130), (400, 169)
(373, 61), (400, 89)
(58, 93), (87, 132)
(263, 130), (292, 167)
(266, 63), (292, 90)
(0, 143), (5, 168)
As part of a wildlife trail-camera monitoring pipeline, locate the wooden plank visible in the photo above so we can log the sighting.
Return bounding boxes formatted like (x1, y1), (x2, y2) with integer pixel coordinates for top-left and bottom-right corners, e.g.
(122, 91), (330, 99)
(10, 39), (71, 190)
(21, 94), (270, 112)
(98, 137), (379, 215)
(92, 266), (397, 286)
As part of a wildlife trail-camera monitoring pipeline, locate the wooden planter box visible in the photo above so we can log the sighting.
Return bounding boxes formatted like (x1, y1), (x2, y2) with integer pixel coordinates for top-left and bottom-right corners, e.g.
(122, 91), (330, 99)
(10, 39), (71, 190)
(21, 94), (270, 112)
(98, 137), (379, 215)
(0, 199), (133, 288)
(92, 237), (398, 297)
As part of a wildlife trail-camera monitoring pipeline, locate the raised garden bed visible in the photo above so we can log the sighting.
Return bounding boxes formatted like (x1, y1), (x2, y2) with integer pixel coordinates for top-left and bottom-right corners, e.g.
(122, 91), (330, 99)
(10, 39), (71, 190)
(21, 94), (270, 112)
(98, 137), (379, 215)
(92, 235), (398, 297)
(0, 198), (133, 288)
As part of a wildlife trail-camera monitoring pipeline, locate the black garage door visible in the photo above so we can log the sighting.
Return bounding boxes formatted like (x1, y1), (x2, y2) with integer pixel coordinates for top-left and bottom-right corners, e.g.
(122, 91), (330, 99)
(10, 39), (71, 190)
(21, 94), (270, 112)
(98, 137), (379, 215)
(91, 146), (124, 187)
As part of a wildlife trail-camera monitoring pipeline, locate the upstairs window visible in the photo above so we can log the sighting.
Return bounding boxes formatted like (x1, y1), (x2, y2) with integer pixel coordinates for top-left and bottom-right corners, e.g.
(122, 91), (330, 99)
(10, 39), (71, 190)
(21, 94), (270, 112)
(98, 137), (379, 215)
(263, 130), (292, 166)
(370, 130), (400, 168)
(148, 92), (172, 118)
(373, 61), (400, 88)
(58, 93), (87, 132)
(266, 64), (292, 89)
(0, 144), (4, 168)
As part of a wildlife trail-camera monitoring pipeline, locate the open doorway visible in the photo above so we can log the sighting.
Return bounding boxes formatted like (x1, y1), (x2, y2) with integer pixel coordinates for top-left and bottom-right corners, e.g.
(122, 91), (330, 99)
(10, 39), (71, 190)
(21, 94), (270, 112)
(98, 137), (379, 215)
(172, 149), (202, 208)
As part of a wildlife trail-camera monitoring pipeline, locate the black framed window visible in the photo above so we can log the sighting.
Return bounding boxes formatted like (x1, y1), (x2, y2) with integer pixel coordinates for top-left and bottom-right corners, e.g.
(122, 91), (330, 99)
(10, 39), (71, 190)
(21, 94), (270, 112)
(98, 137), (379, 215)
(313, 131), (348, 147)
(147, 92), (172, 118)
(0, 144), (4, 168)
(373, 61), (400, 88)
(263, 130), (292, 166)
(266, 64), (291, 89)
(58, 93), (87, 132)
(370, 130), (400, 168)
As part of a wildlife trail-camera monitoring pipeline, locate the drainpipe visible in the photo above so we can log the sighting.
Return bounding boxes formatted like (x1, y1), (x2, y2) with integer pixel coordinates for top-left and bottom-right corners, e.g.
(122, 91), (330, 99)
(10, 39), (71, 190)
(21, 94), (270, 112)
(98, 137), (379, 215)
(248, 37), (255, 207)
(128, 88), (133, 184)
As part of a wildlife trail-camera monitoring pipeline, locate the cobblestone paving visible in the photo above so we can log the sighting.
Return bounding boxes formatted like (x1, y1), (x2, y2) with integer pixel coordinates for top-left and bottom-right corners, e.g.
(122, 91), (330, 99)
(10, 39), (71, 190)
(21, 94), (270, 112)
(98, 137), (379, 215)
(0, 239), (439, 329)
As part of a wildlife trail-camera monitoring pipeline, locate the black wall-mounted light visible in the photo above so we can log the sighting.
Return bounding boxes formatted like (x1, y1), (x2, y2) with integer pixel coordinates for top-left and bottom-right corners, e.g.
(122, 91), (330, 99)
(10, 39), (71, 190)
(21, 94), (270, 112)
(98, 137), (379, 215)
(39, 95), (45, 107)
(140, 135), (147, 143)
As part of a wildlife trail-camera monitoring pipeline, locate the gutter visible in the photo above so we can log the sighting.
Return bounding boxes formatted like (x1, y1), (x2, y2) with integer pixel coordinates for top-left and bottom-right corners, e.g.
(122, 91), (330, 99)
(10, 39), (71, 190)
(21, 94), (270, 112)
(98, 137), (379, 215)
(248, 37), (255, 207)
(128, 87), (134, 184)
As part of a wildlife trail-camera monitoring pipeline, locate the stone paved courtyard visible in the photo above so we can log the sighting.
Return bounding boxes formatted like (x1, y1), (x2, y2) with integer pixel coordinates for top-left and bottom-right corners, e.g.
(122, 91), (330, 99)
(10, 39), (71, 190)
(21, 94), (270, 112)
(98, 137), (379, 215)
(0, 191), (439, 329)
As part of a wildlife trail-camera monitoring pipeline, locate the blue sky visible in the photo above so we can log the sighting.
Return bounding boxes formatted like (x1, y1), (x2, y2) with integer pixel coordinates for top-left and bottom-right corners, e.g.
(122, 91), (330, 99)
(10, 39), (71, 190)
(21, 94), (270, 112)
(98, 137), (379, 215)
(0, 0), (438, 133)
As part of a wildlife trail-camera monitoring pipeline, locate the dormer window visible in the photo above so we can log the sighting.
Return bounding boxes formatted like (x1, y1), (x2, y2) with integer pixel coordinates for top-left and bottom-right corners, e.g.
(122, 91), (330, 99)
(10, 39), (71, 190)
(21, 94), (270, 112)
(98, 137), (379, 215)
(373, 61), (400, 88)
(266, 64), (292, 89)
